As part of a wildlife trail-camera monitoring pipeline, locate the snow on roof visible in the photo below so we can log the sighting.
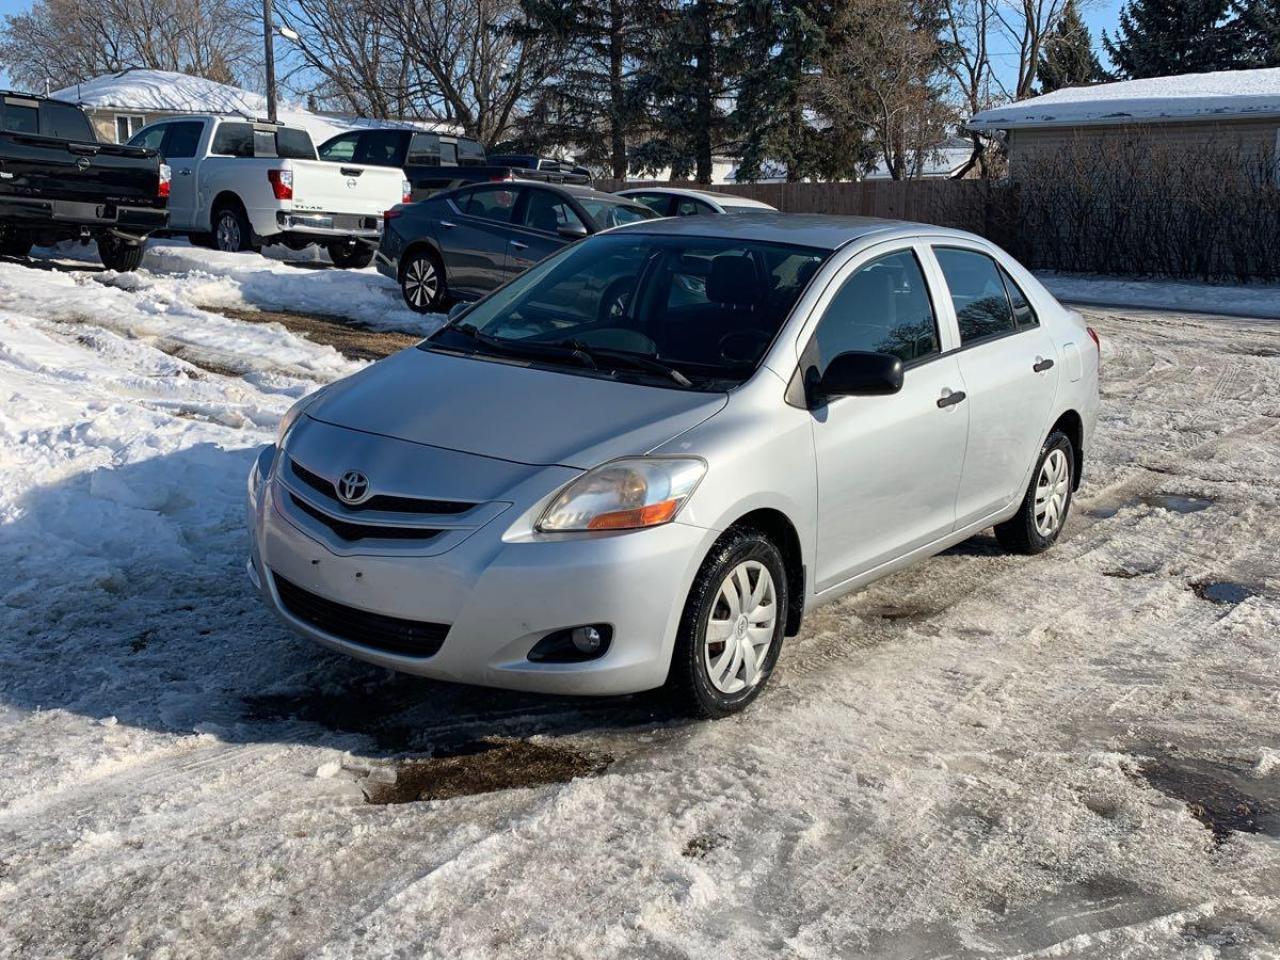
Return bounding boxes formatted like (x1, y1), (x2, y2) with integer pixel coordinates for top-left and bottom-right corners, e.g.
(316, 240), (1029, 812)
(968, 67), (1280, 131)
(51, 69), (459, 145)
(864, 138), (972, 179)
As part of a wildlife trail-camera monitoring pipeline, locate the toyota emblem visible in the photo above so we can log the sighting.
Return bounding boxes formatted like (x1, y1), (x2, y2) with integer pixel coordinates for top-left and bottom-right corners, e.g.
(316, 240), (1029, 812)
(337, 470), (370, 504)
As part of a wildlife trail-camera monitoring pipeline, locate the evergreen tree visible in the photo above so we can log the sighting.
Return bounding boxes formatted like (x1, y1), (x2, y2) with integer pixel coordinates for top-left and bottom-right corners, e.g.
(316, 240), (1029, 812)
(1103, 0), (1246, 78)
(1237, 0), (1280, 66)
(1036, 0), (1107, 93)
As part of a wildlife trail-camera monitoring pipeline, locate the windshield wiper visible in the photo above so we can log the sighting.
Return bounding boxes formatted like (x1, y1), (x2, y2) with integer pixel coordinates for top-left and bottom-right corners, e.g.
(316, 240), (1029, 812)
(451, 323), (596, 369)
(552, 340), (693, 388)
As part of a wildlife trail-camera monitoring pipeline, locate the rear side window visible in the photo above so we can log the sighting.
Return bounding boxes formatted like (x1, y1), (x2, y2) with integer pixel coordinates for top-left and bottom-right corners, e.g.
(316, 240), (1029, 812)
(1000, 266), (1039, 329)
(458, 185), (518, 222)
(39, 101), (94, 141)
(808, 250), (941, 369)
(161, 121), (202, 159)
(1, 101), (39, 134)
(934, 248), (1017, 345)
(212, 122), (254, 157)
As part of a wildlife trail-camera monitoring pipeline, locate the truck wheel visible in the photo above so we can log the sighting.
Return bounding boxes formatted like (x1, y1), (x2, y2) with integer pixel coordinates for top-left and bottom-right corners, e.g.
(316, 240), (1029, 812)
(97, 236), (145, 272)
(0, 226), (33, 258)
(400, 249), (447, 313)
(213, 205), (255, 253)
(327, 241), (374, 270)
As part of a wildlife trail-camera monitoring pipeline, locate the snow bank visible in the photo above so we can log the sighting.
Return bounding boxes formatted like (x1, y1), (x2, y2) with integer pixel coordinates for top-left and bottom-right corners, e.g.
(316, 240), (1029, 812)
(970, 66), (1280, 129)
(1038, 272), (1280, 319)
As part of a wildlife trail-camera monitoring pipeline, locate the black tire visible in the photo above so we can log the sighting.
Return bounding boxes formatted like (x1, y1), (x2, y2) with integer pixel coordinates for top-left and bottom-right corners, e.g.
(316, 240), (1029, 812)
(327, 241), (375, 270)
(995, 430), (1075, 555)
(97, 235), (145, 272)
(0, 226), (33, 258)
(400, 248), (447, 313)
(666, 528), (789, 719)
(212, 204), (255, 253)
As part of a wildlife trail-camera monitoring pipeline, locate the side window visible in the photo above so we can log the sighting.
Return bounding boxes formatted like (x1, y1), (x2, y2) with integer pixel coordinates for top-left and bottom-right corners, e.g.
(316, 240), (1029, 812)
(39, 102), (94, 141)
(211, 122), (254, 157)
(458, 185), (518, 223)
(1, 101), (39, 134)
(934, 248), (1017, 344)
(521, 189), (586, 234)
(319, 133), (359, 162)
(160, 121), (202, 159)
(676, 198), (713, 217)
(999, 265), (1039, 329)
(406, 133), (440, 166)
(129, 124), (169, 152)
(627, 193), (672, 215)
(809, 250), (941, 370)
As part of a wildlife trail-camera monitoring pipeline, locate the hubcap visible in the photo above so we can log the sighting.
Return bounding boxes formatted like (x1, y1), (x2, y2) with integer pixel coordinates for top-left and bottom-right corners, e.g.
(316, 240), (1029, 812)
(704, 560), (777, 695)
(216, 213), (240, 251)
(404, 257), (438, 308)
(1034, 448), (1071, 537)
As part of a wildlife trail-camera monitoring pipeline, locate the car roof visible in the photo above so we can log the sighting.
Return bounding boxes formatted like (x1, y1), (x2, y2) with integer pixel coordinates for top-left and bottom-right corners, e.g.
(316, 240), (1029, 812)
(533, 182), (643, 204)
(607, 212), (967, 250)
(618, 186), (775, 209)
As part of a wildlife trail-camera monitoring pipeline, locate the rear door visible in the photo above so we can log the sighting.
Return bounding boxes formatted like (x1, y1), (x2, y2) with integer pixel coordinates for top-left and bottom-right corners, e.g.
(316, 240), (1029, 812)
(927, 244), (1061, 526)
(438, 184), (521, 293)
(506, 185), (578, 275)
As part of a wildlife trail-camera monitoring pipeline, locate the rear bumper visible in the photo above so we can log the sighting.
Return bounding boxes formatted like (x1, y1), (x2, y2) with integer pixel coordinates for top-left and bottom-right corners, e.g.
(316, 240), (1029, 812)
(0, 197), (168, 234)
(269, 210), (383, 244)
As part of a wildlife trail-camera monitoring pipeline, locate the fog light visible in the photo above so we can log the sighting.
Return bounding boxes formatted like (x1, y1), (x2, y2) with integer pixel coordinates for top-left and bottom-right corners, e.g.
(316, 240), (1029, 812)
(571, 626), (603, 654)
(528, 624), (613, 663)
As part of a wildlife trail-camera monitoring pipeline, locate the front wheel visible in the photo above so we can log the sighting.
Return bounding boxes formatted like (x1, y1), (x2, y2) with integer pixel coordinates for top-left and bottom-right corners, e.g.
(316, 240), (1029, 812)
(666, 529), (788, 718)
(995, 430), (1075, 555)
(327, 240), (375, 270)
(97, 235), (145, 272)
(400, 249), (447, 313)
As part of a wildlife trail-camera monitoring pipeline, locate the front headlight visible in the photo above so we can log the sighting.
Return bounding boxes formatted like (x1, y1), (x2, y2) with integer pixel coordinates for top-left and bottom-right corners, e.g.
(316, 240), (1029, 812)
(537, 458), (706, 532)
(274, 385), (331, 448)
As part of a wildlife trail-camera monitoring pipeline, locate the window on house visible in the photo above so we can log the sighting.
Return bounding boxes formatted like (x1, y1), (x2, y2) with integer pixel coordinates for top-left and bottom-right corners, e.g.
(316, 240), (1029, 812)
(115, 114), (145, 143)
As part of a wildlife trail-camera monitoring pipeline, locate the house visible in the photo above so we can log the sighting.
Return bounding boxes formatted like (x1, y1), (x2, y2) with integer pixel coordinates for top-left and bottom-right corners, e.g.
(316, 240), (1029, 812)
(968, 67), (1280, 176)
(51, 69), (457, 146)
(863, 137), (975, 180)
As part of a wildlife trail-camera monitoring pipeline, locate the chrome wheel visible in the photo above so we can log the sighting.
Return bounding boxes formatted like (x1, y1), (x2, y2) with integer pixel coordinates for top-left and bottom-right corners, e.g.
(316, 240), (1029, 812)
(1034, 448), (1071, 537)
(704, 560), (777, 695)
(403, 256), (439, 310)
(216, 212), (241, 252)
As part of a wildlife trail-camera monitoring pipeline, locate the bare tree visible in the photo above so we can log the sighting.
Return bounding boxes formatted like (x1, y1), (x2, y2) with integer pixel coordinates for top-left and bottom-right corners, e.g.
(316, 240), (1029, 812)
(0, 0), (255, 90)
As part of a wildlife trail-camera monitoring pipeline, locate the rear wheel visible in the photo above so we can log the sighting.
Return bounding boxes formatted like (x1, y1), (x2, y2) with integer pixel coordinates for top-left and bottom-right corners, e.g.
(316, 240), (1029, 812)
(666, 528), (788, 718)
(0, 225), (33, 258)
(400, 249), (447, 313)
(213, 205), (255, 253)
(97, 235), (145, 272)
(327, 240), (375, 269)
(995, 430), (1074, 555)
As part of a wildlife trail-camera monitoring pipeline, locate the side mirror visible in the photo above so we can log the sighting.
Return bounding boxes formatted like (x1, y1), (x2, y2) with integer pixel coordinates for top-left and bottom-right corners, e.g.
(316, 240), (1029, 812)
(448, 302), (469, 320)
(557, 223), (589, 241)
(813, 351), (904, 404)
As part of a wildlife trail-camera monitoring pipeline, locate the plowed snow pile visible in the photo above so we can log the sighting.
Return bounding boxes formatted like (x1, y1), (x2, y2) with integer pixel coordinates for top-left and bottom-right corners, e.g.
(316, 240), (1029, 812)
(0, 253), (1278, 959)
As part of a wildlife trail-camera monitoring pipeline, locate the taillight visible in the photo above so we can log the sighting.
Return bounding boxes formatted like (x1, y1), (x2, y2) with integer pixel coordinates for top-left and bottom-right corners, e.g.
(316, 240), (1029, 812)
(158, 162), (171, 199)
(401, 180), (412, 204)
(1087, 326), (1101, 373)
(268, 169), (294, 200)
(384, 206), (403, 225)
(489, 171), (515, 182)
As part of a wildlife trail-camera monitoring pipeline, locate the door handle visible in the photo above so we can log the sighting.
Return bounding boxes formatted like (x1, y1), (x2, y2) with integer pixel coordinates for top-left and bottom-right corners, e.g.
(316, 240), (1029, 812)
(937, 390), (967, 409)
(510, 241), (529, 251)
(440, 220), (457, 229)
(1033, 357), (1055, 373)
(179, 168), (192, 176)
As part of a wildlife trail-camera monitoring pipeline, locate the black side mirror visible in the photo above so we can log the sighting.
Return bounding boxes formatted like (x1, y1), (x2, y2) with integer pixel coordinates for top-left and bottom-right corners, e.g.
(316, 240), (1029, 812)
(557, 223), (589, 241)
(813, 351), (904, 404)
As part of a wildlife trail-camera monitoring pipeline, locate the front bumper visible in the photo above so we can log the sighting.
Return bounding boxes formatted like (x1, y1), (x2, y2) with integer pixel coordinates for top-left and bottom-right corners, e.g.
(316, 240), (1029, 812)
(246, 442), (714, 696)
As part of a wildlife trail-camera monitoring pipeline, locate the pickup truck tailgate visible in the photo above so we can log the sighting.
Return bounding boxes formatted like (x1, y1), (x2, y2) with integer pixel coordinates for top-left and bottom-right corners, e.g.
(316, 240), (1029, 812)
(288, 160), (404, 217)
(0, 134), (162, 208)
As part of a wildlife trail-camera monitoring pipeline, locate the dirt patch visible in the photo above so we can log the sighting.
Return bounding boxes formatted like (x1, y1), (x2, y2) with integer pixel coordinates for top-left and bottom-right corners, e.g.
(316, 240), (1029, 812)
(360, 738), (612, 804)
(1089, 492), (1216, 520)
(216, 307), (420, 361)
(1190, 580), (1256, 605)
(1136, 754), (1274, 846)
(682, 831), (727, 859)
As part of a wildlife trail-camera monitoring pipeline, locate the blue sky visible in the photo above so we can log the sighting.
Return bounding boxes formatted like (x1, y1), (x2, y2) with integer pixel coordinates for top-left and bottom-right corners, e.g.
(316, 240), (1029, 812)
(0, 0), (1127, 93)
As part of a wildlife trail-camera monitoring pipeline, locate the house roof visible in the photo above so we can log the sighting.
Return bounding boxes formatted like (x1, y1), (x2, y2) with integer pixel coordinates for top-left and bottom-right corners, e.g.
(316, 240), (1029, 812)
(968, 67), (1280, 131)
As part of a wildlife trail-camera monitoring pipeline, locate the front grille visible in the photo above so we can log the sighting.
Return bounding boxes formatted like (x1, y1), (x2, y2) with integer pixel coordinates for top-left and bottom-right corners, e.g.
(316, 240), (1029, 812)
(290, 495), (441, 542)
(274, 574), (448, 657)
(291, 460), (475, 515)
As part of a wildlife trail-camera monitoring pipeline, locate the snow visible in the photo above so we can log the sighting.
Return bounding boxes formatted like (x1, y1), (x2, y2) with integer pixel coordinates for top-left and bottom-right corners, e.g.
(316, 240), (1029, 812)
(969, 66), (1280, 130)
(1039, 272), (1280, 320)
(1, 251), (1279, 957)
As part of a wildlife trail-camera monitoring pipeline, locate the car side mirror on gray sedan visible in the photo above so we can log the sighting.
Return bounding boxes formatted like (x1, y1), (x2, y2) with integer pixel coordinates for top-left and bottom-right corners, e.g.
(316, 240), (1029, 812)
(557, 223), (590, 240)
(814, 351), (904, 404)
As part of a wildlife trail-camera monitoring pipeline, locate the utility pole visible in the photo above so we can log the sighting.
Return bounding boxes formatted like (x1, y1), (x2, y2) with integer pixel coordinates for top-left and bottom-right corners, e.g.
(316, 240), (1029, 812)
(262, 0), (278, 121)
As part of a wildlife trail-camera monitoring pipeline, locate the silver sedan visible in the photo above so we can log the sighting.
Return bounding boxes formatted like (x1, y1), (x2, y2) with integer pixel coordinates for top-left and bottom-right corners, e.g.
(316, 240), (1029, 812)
(247, 214), (1100, 717)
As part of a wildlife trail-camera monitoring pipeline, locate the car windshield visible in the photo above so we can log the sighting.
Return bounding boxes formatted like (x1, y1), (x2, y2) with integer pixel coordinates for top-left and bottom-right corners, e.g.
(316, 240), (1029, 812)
(577, 198), (661, 229)
(426, 232), (829, 391)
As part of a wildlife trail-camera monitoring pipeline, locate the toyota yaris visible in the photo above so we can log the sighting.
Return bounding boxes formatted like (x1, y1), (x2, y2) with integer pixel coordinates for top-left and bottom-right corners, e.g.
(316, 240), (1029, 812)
(247, 214), (1100, 717)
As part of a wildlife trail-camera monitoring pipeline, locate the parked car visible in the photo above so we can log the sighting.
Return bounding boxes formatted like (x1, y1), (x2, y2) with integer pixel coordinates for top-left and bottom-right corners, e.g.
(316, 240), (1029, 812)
(617, 186), (777, 217)
(377, 181), (659, 312)
(488, 154), (591, 185)
(248, 213), (1101, 718)
(0, 91), (169, 271)
(128, 115), (410, 267)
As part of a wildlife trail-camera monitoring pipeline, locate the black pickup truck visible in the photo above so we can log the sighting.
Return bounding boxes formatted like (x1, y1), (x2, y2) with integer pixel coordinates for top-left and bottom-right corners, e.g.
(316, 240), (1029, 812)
(0, 92), (170, 271)
(317, 128), (589, 201)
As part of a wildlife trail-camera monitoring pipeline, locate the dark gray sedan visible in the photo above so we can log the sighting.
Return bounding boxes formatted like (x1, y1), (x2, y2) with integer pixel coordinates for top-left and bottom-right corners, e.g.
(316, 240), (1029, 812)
(377, 181), (659, 312)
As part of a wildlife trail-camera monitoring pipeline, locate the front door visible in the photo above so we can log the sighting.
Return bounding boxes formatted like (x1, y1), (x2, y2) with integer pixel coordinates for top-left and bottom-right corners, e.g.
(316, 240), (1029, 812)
(806, 246), (970, 591)
(929, 245), (1061, 526)
(505, 186), (579, 277)
(157, 121), (205, 231)
(439, 185), (521, 294)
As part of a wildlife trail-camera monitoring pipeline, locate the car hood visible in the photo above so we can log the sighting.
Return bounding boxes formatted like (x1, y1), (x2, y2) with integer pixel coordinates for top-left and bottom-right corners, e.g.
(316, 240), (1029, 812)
(307, 347), (728, 469)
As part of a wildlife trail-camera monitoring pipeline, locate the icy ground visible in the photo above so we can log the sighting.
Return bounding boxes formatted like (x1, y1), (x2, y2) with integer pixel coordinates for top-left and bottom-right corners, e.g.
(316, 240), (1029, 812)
(1, 251), (1279, 958)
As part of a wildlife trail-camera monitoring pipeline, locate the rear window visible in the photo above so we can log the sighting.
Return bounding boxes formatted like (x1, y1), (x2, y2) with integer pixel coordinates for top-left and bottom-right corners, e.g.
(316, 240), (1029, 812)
(39, 101), (94, 141)
(213, 122), (315, 160)
(1, 100), (39, 135)
(407, 133), (440, 166)
(457, 138), (485, 165)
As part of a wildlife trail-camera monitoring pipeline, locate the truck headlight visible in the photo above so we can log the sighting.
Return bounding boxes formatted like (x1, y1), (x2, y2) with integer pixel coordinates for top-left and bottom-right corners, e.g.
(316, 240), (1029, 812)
(537, 458), (706, 532)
